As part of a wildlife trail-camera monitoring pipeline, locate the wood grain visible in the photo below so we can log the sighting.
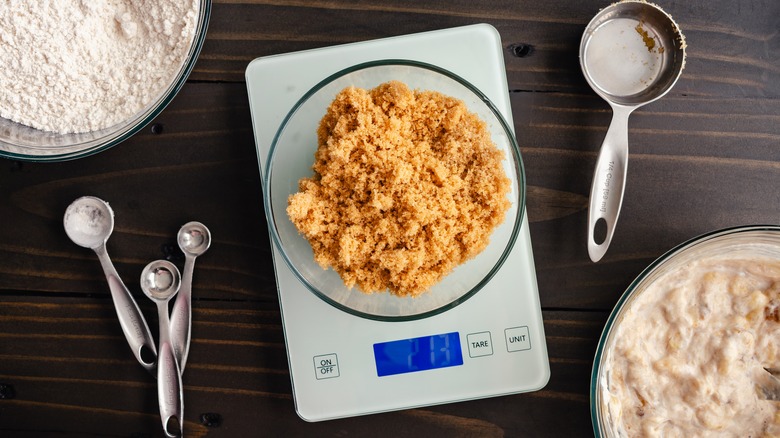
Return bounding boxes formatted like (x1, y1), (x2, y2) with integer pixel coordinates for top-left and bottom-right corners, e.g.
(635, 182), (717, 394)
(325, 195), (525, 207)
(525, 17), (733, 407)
(193, 1), (780, 98)
(0, 0), (778, 436)
(0, 296), (605, 437)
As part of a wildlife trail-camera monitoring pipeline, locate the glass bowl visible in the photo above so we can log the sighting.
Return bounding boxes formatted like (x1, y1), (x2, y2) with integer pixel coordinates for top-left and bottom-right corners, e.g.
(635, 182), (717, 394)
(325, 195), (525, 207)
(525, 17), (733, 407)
(0, 0), (212, 162)
(591, 225), (780, 436)
(263, 60), (525, 321)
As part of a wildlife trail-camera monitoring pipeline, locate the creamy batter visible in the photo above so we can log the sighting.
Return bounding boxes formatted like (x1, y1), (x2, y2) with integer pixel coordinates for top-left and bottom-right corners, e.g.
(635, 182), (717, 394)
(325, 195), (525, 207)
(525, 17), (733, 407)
(601, 254), (780, 437)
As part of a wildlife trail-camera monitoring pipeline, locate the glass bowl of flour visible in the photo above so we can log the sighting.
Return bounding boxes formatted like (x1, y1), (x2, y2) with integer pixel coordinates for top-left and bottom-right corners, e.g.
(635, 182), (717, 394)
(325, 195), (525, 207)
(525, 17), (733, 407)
(591, 225), (780, 437)
(0, 0), (211, 161)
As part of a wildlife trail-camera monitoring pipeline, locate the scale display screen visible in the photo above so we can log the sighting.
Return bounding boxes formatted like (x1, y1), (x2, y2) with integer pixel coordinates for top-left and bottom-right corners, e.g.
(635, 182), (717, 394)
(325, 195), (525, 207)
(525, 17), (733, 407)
(373, 332), (464, 377)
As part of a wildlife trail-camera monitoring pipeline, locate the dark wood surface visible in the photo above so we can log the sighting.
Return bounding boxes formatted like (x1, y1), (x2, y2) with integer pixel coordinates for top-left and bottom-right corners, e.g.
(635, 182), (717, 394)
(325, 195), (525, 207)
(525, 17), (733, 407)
(0, 1), (778, 436)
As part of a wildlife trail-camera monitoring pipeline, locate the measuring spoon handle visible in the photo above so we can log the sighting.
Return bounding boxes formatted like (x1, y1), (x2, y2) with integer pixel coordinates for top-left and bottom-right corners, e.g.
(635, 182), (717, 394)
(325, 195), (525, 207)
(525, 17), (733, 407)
(587, 106), (632, 262)
(157, 304), (184, 438)
(95, 246), (158, 374)
(170, 254), (194, 372)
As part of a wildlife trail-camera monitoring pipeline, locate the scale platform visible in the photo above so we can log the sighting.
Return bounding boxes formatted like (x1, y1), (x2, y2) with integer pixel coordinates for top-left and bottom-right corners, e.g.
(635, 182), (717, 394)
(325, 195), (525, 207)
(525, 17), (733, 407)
(246, 24), (549, 422)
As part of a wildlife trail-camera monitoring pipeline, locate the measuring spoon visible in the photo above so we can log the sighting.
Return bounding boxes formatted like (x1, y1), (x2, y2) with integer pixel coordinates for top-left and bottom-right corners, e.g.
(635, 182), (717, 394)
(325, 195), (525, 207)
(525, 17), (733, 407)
(580, 1), (686, 262)
(64, 196), (157, 374)
(757, 367), (780, 401)
(170, 221), (211, 372)
(141, 260), (184, 438)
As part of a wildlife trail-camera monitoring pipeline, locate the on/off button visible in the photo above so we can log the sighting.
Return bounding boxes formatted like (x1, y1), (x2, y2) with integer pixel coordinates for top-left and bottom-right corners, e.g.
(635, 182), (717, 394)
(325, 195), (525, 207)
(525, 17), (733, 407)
(313, 354), (340, 379)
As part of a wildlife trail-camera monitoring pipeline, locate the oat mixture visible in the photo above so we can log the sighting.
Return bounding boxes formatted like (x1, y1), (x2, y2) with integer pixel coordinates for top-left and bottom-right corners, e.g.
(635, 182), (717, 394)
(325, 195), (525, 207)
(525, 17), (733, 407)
(287, 81), (511, 297)
(601, 256), (780, 437)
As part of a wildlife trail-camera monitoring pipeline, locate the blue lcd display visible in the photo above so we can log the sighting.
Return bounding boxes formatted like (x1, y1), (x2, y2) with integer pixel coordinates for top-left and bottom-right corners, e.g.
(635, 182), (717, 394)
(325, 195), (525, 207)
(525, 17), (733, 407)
(373, 332), (464, 377)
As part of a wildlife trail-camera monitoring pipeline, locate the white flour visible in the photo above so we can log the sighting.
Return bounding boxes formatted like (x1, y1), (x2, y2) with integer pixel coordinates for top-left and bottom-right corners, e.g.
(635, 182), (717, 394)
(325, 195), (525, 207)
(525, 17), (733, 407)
(70, 204), (109, 237)
(0, 0), (198, 134)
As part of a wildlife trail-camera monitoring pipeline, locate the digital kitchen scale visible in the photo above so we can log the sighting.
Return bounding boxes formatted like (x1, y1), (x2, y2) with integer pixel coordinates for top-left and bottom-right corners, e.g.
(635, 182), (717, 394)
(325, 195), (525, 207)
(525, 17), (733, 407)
(246, 24), (549, 422)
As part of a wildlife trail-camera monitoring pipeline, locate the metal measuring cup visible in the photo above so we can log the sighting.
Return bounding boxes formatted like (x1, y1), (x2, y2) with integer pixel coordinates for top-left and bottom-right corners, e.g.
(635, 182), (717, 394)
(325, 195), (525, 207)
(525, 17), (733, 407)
(580, 1), (686, 262)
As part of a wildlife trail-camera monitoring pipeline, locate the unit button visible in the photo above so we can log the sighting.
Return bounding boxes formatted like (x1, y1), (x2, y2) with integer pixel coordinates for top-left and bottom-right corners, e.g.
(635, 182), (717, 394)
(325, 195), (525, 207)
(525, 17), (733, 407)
(505, 326), (532, 352)
(313, 354), (340, 379)
(466, 331), (493, 358)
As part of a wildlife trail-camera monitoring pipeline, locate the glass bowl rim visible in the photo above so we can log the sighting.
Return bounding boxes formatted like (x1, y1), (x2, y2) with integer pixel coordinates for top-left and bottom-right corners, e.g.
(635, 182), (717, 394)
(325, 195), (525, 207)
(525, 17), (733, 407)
(263, 59), (527, 322)
(589, 224), (780, 436)
(0, 0), (212, 162)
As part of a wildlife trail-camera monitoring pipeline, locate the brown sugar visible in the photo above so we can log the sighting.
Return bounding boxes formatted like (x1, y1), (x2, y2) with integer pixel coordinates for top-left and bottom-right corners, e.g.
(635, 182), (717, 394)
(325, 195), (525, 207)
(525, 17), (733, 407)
(287, 80), (511, 297)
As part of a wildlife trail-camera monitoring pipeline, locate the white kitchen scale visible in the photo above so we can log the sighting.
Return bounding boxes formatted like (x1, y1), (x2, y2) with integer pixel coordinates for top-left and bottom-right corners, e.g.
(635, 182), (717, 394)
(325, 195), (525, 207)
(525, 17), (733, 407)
(246, 24), (549, 421)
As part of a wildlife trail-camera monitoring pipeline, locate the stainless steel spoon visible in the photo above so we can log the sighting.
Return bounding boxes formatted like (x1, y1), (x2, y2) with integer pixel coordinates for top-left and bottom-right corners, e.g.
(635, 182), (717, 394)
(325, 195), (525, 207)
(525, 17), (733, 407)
(141, 260), (184, 438)
(64, 196), (157, 374)
(170, 221), (211, 372)
(580, 1), (686, 262)
(757, 367), (780, 402)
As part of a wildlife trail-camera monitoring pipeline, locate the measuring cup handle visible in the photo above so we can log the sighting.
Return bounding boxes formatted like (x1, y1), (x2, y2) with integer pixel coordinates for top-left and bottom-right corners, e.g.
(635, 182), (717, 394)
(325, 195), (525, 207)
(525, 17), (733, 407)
(587, 106), (631, 262)
(96, 247), (158, 374)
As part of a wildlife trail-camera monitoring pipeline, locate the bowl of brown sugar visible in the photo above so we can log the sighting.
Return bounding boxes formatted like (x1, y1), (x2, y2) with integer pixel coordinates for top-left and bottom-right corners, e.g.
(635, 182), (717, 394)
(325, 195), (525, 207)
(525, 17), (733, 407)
(263, 60), (525, 321)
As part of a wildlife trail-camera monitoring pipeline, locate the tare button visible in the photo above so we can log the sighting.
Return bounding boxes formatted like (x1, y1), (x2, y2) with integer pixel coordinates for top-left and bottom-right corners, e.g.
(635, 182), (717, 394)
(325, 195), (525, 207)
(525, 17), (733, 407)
(505, 326), (532, 352)
(313, 353), (340, 379)
(466, 332), (493, 358)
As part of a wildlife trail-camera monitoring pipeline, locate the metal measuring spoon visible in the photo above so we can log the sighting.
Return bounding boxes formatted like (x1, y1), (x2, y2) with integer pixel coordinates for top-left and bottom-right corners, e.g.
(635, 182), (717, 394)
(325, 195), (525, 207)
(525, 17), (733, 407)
(757, 367), (780, 401)
(580, 1), (686, 262)
(170, 221), (211, 372)
(141, 260), (184, 438)
(64, 196), (157, 374)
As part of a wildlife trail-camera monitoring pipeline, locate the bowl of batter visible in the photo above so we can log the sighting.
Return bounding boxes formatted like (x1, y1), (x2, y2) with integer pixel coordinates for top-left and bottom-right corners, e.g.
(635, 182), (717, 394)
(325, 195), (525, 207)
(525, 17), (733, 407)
(592, 225), (780, 437)
(0, 0), (211, 161)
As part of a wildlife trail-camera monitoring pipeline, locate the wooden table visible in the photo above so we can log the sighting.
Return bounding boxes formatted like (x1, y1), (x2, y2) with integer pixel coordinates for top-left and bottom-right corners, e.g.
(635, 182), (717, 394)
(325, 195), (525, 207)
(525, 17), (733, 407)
(0, 1), (777, 436)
